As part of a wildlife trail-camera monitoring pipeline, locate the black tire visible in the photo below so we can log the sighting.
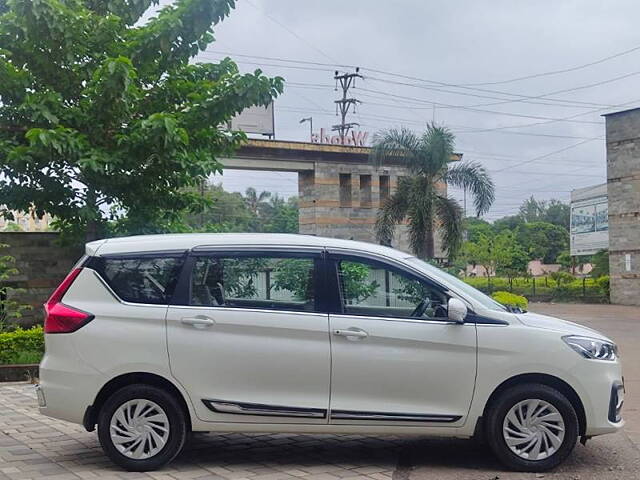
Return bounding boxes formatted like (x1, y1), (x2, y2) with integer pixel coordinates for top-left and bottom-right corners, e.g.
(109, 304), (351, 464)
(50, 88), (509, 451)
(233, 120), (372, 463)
(97, 384), (187, 471)
(485, 383), (579, 472)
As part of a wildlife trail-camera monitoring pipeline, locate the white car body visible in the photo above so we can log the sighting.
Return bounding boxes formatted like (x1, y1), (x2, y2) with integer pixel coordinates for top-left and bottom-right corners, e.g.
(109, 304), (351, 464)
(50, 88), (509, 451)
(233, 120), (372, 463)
(37, 233), (623, 469)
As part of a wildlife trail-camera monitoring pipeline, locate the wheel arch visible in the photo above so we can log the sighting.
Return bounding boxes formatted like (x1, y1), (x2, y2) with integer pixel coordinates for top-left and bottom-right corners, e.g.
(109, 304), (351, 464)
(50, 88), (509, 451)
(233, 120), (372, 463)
(83, 372), (192, 433)
(481, 373), (587, 436)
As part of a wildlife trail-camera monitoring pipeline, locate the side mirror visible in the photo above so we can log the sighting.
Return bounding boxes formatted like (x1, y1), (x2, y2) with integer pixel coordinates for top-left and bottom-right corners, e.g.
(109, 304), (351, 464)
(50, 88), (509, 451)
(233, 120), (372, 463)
(447, 298), (468, 324)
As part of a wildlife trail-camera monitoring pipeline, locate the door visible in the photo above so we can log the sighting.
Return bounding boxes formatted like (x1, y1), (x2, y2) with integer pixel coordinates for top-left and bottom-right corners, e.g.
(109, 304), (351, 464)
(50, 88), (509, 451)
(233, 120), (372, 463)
(327, 254), (477, 426)
(166, 250), (331, 424)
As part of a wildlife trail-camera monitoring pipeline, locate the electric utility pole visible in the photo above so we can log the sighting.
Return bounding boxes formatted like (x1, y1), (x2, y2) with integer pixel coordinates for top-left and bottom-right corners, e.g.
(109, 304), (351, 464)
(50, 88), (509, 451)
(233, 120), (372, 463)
(332, 68), (362, 144)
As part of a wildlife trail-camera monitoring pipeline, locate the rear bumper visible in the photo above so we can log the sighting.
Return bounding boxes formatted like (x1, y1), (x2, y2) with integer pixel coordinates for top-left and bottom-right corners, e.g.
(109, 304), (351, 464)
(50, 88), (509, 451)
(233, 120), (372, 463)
(37, 360), (100, 425)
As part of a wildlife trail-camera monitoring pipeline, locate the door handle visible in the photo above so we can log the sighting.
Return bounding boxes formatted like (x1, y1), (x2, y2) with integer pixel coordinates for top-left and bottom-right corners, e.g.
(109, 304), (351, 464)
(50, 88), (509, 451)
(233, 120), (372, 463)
(181, 315), (215, 327)
(333, 328), (368, 339)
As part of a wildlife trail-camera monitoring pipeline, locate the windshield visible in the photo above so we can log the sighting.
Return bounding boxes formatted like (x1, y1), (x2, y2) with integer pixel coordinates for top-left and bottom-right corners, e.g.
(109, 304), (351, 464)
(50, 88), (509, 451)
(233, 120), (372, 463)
(405, 257), (507, 312)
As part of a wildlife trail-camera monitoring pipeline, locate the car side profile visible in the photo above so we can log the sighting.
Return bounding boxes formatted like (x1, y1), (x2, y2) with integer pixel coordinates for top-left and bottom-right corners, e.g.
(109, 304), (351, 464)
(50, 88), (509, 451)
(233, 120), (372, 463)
(37, 233), (624, 472)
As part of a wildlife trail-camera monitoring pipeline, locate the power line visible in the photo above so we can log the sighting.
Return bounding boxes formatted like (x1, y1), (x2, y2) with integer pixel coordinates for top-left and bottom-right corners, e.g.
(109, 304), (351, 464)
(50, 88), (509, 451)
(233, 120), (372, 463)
(243, 0), (338, 64)
(465, 69), (640, 109)
(364, 74), (611, 109)
(355, 87), (604, 125)
(199, 54), (632, 132)
(203, 49), (623, 110)
(277, 106), (598, 140)
(461, 43), (640, 86)
(492, 137), (603, 173)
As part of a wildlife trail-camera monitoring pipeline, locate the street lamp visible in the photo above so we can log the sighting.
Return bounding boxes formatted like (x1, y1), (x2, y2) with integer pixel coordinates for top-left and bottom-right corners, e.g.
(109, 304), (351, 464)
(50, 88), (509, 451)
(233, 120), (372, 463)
(299, 117), (313, 142)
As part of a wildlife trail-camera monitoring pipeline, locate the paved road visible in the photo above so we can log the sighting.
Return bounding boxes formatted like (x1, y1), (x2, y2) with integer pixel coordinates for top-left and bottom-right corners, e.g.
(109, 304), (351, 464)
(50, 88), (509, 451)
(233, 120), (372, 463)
(0, 303), (638, 480)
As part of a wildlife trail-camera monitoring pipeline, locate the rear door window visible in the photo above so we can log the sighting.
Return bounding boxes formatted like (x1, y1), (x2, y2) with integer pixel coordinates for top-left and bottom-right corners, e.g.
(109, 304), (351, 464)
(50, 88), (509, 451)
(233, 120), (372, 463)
(190, 254), (319, 312)
(92, 255), (184, 304)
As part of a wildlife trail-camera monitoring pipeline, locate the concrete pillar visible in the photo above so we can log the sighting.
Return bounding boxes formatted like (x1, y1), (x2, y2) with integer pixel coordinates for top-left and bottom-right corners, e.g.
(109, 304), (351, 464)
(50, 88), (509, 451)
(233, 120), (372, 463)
(604, 108), (640, 305)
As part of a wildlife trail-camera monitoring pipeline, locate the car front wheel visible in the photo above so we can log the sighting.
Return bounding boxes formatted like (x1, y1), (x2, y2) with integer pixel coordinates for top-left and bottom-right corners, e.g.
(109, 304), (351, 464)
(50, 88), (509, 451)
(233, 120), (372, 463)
(97, 384), (187, 471)
(486, 383), (579, 472)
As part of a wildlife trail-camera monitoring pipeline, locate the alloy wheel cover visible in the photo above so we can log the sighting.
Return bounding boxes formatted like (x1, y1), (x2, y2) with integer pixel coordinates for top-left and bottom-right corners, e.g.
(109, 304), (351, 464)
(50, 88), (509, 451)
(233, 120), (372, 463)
(109, 399), (170, 460)
(502, 398), (566, 461)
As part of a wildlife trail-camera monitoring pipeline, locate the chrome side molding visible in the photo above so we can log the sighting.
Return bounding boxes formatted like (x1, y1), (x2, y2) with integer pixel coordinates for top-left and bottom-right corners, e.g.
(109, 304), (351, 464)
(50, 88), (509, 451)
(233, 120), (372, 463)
(202, 399), (327, 418)
(202, 398), (461, 423)
(330, 410), (461, 422)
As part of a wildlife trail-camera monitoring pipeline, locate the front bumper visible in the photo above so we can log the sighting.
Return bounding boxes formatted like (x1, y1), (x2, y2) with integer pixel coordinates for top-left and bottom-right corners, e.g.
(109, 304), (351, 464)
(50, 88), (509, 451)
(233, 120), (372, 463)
(608, 380), (625, 423)
(579, 362), (625, 436)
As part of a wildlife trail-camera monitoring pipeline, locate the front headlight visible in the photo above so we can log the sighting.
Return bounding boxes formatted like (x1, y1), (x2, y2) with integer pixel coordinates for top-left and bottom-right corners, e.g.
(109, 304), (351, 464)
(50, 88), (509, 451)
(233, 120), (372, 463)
(563, 335), (618, 361)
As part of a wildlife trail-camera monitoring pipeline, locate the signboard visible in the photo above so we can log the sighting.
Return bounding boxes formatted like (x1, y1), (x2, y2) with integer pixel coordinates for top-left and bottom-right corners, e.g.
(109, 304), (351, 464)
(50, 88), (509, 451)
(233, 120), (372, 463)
(311, 128), (368, 146)
(570, 183), (609, 256)
(230, 103), (275, 136)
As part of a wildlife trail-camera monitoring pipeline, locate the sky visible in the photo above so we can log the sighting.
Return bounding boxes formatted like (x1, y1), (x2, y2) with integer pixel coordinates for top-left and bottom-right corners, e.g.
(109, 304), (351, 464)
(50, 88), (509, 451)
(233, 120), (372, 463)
(180, 0), (640, 220)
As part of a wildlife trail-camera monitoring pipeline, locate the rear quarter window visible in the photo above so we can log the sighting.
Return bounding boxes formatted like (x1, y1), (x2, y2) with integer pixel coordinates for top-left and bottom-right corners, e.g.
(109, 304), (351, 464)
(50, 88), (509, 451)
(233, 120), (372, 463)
(90, 255), (184, 304)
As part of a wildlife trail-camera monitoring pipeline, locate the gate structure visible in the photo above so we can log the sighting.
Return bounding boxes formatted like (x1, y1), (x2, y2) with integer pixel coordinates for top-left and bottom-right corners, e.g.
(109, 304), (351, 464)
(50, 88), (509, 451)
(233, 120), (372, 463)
(223, 139), (460, 257)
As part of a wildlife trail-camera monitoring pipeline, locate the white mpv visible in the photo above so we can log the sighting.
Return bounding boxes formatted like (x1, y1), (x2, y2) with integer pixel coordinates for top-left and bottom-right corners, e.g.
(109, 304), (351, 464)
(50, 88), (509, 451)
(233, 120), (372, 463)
(37, 234), (624, 472)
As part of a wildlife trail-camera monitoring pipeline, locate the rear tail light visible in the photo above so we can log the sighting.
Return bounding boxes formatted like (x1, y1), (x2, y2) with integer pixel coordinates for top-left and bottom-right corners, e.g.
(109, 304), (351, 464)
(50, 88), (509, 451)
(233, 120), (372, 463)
(44, 268), (94, 333)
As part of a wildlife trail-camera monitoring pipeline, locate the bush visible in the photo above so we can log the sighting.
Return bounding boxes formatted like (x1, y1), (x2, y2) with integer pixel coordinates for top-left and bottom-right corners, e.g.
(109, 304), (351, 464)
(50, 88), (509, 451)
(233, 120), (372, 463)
(0, 326), (44, 365)
(492, 291), (529, 310)
(596, 275), (610, 300)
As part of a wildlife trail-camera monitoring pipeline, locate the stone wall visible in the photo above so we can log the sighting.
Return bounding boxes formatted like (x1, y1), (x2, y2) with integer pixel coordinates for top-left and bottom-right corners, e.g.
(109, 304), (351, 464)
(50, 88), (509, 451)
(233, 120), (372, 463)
(605, 108), (640, 305)
(1, 233), (82, 327)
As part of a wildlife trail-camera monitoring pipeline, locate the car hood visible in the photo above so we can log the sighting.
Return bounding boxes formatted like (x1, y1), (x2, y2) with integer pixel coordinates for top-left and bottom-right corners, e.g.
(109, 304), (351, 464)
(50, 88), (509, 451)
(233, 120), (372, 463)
(517, 311), (611, 341)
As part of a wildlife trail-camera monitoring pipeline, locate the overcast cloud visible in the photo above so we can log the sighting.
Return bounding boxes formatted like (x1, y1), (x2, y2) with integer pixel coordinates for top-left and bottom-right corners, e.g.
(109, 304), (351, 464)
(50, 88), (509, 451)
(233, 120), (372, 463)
(187, 0), (639, 220)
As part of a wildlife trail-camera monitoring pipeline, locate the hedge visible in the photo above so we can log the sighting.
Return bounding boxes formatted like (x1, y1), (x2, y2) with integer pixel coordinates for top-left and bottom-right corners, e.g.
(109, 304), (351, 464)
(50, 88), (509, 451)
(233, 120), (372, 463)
(0, 326), (44, 365)
(492, 291), (528, 310)
(463, 275), (609, 302)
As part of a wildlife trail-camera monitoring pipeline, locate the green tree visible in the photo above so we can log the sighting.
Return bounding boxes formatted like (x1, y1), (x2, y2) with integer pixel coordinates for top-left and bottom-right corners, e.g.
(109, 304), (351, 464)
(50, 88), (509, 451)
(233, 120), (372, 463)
(497, 241), (529, 287)
(371, 125), (494, 259)
(543, 199), (570, 230)
(516, 222), (568, 264)
(518, 196), (546, 223)
(556, 250), (590, 275)
(259, 196), (299, 233)
(463, 217), (493, 243)
(0, 0), (283, 242)
(244, 187), (271, 216)
(463, 231), (524, 290)
(517, 197), (570, 230)
(184, 183), (253, 233)
(494, 214), (524, 232)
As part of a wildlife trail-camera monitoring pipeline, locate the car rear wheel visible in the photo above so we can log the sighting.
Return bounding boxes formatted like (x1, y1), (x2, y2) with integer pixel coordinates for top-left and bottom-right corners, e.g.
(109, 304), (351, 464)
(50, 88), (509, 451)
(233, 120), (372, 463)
(97, 384), (187, 471)
(485, 383), (579, 472)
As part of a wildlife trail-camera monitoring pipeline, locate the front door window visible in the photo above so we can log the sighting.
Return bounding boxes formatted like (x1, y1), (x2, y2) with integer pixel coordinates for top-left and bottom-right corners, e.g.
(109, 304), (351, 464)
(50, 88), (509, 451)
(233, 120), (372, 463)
(337, 259), (448, 320)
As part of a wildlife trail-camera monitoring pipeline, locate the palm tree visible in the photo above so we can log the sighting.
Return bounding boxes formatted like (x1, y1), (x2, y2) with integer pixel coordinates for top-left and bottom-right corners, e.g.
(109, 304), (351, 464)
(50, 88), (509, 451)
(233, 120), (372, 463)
(244, 187), (271, 216)
(371, 124), (494, 259)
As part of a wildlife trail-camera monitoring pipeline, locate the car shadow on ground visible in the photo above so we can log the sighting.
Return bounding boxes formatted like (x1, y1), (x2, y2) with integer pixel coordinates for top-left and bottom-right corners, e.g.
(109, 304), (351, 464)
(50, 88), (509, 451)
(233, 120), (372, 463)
(177, 432), (404, 470)
(174, 432), (639, 480)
